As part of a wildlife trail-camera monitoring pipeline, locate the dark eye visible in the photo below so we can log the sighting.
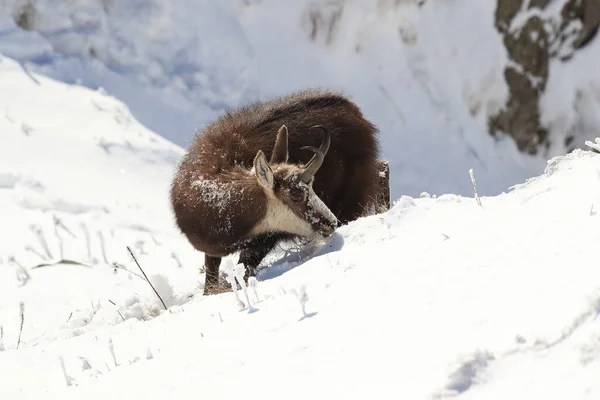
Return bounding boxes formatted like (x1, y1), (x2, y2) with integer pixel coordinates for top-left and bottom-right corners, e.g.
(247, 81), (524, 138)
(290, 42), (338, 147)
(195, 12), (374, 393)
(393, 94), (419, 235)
(290, 189), (305, 203)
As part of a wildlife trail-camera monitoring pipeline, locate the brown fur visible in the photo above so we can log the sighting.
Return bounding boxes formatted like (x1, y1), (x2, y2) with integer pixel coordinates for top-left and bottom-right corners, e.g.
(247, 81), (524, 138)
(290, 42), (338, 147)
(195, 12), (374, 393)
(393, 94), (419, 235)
(170, 89), (381, 294)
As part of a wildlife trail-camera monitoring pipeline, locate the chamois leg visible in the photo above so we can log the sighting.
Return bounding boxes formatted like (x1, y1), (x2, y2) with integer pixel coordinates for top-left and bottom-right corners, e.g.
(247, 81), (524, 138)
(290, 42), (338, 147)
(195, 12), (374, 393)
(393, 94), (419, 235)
(335, 159), (380, 224)
(203, 255), (225, 295)
(238, 234), (284, 282)
(375, 159), (390, 213)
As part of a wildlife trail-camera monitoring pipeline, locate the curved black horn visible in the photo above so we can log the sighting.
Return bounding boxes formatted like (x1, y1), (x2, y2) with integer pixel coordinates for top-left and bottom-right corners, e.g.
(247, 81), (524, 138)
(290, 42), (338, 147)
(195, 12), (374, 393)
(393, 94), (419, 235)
(299, 125), (330, 183)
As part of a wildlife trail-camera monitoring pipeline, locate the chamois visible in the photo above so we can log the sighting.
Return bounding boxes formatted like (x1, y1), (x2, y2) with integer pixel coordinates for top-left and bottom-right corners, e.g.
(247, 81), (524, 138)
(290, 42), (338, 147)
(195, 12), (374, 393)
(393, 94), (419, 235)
(170, 89), (386, 295)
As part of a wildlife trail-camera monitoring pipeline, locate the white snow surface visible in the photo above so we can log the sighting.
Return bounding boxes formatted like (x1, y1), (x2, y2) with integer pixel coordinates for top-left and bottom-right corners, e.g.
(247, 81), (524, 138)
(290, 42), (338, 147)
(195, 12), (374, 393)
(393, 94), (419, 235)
(2, 52), (600, 399)
(0, 0), (567, 199)
(0, 54), (203, 352)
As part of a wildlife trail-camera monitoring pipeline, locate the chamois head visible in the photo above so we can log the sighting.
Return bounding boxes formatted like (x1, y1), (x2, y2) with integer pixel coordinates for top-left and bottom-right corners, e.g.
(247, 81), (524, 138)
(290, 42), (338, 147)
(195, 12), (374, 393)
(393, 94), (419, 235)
(252, 125), (339, 238)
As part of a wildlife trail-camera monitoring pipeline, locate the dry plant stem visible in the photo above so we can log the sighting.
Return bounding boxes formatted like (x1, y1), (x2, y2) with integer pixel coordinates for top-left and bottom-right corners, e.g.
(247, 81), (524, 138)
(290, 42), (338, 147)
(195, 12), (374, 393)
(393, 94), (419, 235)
(98, 231), (109, 264)
(469, 168), (483, 208)
(108, 299), (126, 321)
(112, 263), (145, 280)
(126, 246), (167, 310)
(17, 302), (24, 349)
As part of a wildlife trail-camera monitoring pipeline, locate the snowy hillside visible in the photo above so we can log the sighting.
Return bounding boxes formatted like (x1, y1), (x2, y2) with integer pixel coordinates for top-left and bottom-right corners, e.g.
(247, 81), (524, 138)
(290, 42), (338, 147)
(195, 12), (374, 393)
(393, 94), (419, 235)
(2, 97), (600, 397)
(0, 0), (560, 199)
(0, 52), (599, 398)
(0, 54), (203, 349)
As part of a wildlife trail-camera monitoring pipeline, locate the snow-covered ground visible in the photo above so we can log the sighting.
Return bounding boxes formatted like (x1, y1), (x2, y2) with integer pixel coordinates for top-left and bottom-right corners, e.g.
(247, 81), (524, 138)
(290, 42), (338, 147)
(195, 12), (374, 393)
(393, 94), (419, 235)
(0, 0), (560, 199)
(0, 54), (203, 350)
(2, 51), (600, 398)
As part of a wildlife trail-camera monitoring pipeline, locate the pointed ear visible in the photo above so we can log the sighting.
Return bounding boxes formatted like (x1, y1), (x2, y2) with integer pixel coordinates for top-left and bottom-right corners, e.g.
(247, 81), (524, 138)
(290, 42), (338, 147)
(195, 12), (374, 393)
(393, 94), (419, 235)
(254, 150), (274, 190)
(270, 125), (289, 163)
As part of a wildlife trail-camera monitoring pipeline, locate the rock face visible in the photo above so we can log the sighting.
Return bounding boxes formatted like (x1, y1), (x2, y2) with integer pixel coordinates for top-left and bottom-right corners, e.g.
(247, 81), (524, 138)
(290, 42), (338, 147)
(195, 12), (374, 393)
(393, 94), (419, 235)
(490, 0), (600, 155)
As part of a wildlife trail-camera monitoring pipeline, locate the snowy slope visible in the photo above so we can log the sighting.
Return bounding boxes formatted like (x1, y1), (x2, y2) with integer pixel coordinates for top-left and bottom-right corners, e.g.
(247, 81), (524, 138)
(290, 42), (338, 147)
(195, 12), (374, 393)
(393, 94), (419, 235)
(0, 0), (256, 147)
(1, 55), (600, 397)
(0, 0), (552, 199)
(0, 54), (204, 349)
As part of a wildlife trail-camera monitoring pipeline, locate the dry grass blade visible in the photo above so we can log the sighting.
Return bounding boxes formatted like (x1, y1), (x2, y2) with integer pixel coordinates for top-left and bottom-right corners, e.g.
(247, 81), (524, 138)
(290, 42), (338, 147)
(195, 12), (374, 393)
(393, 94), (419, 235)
(108, 299), (126, 321)
(17, 302), (24, 349)
(126, 246), (167, 310)
(469, 168), (483, 208)
(31, 259), (91, 269)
